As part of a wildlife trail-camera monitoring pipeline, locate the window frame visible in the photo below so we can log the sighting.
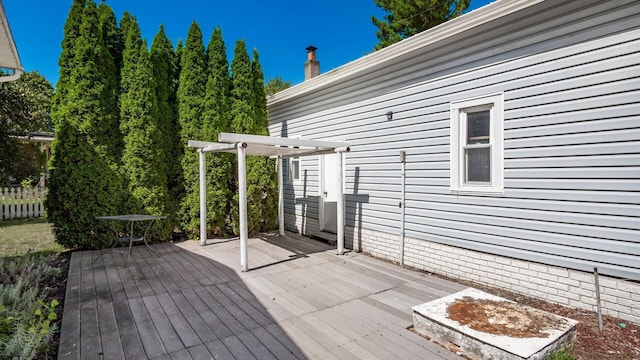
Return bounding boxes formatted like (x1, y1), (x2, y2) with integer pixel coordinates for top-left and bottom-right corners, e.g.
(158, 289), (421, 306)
(450, 93), (504, 194)
(288, 135), (301, 183)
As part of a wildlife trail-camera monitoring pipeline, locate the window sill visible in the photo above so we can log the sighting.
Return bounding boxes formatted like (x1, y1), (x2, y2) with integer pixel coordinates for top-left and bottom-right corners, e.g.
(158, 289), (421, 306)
(449, 189), (505, 197)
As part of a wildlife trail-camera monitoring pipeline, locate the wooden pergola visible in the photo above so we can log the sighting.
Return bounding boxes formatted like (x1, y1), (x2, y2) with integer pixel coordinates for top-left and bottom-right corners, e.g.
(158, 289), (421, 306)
(188, 132), (350, 272)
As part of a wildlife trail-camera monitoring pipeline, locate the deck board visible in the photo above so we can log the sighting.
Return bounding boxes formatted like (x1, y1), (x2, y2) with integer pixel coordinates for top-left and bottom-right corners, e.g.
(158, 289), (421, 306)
(59, 233), (466, 359)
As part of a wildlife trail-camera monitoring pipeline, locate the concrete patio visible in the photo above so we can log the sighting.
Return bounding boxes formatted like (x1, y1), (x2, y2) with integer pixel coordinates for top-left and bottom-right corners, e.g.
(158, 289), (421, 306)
(58, 233), (466, 359)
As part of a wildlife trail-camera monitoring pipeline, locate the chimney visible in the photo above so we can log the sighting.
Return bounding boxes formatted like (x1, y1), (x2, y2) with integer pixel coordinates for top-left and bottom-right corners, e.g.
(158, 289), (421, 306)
(304, 46), (320, 80)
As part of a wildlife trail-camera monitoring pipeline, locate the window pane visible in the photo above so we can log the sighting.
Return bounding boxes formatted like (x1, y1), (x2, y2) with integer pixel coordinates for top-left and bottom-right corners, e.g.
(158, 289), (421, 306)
(466, 147), (490, 183)
(467, 111), (490, 144)
(291, 158), (299, 181)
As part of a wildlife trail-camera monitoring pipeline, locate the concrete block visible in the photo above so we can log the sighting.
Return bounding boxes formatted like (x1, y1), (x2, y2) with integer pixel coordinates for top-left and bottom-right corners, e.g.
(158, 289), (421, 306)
(412, 288), (577, 360)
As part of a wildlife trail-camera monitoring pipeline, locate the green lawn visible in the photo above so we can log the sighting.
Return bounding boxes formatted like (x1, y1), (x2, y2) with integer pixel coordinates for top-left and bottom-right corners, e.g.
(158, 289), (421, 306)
(0, 218), (63, 256)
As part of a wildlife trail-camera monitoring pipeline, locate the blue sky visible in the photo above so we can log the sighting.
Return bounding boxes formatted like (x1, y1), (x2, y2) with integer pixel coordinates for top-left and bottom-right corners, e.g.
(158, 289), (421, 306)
(4, 0), (492, 87)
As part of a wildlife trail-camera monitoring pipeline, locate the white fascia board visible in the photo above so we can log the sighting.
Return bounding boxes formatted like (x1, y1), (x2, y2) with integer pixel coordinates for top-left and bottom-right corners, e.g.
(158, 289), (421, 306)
(267, 0), (544, 107)
(187, 140), (238, 153)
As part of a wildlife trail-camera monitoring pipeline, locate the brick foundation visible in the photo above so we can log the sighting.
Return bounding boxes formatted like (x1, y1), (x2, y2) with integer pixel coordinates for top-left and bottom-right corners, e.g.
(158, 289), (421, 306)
(344, 226), (640, 325)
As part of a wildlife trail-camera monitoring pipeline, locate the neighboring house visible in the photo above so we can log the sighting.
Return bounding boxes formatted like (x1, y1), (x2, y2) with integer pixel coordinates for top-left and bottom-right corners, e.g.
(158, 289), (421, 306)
(267, 0), (640, 324)
(0, 0), (23, 82)
(10, 131), (54, 182)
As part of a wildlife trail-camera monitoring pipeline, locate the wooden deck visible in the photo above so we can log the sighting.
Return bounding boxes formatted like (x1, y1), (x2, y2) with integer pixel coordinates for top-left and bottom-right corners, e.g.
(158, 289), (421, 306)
(58, 233), (466, 359)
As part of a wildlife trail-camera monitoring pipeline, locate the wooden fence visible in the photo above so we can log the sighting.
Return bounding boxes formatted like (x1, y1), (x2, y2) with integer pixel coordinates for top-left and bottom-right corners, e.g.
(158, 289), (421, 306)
(1, 187), (47, 220)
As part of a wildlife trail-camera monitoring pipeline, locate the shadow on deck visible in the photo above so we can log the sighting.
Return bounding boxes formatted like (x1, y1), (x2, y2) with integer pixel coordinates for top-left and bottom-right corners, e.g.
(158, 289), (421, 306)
(58, 232), (465, 359)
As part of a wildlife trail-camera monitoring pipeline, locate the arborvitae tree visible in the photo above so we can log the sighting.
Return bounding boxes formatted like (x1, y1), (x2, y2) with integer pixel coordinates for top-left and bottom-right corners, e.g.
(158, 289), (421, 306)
(119, 17), (172, 240)
(230, 40), (256, 135)
(177, 21), (207, 236)
(251, 49), (269, 133)
(229, 40), (276, 234)
(97, 2), (122, 87)
(372, 0), (469, 50)
(95, 5), (122, 163)
(51, 0), (85, 124)
(150, 25), (180, 234)
(250, 49), (278, 232)
(202, 27), (234, 235)
(46, 0), (125, 249)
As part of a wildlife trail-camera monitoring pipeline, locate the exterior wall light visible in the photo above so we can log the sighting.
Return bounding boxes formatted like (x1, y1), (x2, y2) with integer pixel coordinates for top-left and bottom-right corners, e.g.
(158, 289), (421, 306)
(386, 111), (393, 120)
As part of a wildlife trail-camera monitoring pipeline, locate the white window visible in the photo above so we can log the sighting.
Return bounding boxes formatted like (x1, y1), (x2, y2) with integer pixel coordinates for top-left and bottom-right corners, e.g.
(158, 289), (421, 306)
(289, 155), (300, 182)
(450, 93), (504, 193)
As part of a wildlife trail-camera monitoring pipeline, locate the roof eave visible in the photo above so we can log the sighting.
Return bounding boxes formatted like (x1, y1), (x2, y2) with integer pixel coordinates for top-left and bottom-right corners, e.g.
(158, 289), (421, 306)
(267, 0), (545, 106)
(0, 0), (23, 82)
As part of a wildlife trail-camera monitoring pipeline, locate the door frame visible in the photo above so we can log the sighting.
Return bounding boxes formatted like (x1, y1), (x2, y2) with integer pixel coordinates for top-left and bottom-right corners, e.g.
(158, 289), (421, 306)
(318, 144), (345, 232)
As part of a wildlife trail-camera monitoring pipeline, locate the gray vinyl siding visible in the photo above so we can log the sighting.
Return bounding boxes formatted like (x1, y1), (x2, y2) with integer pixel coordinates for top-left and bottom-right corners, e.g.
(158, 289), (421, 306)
(268, 0), (640, 280)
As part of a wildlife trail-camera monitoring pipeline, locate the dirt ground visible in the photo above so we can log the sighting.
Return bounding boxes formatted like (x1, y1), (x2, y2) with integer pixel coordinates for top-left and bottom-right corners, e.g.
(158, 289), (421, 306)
(450, 278), (640, 360)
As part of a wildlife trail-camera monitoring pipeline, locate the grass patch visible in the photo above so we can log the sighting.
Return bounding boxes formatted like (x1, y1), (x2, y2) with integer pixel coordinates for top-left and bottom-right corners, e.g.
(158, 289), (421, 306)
(0, 218), (62, 257)
(548, 348), (576, 360)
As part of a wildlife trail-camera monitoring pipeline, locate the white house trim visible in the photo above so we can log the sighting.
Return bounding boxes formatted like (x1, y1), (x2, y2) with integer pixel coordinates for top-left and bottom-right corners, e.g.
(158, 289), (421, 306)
(0, 1), (22, 82)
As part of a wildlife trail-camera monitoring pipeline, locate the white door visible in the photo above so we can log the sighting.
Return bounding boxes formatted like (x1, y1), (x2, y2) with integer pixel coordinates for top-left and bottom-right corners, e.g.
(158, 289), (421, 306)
(321, 153), (341, 233)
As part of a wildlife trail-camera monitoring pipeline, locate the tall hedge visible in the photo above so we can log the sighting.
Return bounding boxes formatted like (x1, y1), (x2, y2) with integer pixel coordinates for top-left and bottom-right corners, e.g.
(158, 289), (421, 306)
(203, 27), (234, 235)
(46, 0), (125, 249)
(250, 49), (278, 233)
(177, 22), (207, 237)
(229, 40), (277, 235)
(150, 25), (180, 234)
(119, 17), (172, 240)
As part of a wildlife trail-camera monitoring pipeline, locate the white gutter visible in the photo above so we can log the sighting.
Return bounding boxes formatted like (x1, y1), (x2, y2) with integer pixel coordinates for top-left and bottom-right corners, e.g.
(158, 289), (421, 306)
(268, 0), (545, 106)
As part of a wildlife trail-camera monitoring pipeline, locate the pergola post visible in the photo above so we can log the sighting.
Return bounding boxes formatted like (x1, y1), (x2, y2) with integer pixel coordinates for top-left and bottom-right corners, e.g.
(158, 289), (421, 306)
(199, 149), (207, 246)
(277, 156), (284, 236)
(237, 143), (248, 272)
(337, 151), (345, 255)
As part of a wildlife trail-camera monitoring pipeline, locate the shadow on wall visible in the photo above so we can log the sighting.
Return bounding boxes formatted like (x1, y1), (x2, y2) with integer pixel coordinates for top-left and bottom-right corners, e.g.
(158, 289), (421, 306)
(346, 166), (369, 251)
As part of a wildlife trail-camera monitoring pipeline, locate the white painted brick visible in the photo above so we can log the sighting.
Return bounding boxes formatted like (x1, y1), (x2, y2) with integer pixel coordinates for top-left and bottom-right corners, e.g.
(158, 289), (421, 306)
(568, 271), (593, 283)
(528, 276), (548, 287)
(547, 281), (568, 292)
(528, 263), (549, 273)
(538, 272), (558, 283)
(354, 228), (640, 325)
(618, 297), (636, 309)
(570, 299), (595, 312)
(547, 294), (568, 305)
(480, 253), (495, 262)
(495, 257), (512, 266)
(579, 295), (598, 307)
(511, 259), (529, 270)
(602, 288), (632, 300)
(617, 281), (640, 294)
(569, 286), (594, 298)
(518, 267), (537, 277)
(528, 289), (547, 300)
(547, 266), (569, 277)
(580, 281), (597, 291)
(557, 276), (580, 287)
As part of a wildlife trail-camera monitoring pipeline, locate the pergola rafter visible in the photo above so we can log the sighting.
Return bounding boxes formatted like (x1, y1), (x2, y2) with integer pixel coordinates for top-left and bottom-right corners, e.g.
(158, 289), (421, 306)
(188, 132), (350, 272)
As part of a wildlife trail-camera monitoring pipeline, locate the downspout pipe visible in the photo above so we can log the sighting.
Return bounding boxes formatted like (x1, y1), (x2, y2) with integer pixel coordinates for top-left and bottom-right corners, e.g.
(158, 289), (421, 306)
(400, 151), (406, 267)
